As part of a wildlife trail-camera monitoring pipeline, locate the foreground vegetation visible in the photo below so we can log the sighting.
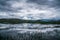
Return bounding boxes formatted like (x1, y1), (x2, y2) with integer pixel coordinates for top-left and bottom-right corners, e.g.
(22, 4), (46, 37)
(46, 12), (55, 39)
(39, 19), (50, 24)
(0, 19), (60, 24)
(0, 29), (60, 40)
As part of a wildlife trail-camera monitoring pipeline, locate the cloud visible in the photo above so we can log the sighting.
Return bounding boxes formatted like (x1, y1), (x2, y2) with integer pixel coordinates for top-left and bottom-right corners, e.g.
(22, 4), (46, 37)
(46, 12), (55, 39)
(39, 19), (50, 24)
(28, 0), (60, 8)
(0, 0), (60, 20)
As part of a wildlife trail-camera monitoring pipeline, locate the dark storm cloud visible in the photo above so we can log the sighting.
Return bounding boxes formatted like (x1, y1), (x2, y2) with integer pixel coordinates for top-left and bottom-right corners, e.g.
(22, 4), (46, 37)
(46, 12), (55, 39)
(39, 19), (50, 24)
(0, 0), (60, 12)
(0, 0), (21, 12)
(27, 0), (48, 5)
(27, 0), (60, 8)
(0, 0), (10, 11)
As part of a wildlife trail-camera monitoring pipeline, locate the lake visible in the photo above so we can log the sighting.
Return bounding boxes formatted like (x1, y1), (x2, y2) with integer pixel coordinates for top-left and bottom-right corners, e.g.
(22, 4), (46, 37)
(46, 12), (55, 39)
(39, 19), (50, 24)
(0, 23), (60, 40)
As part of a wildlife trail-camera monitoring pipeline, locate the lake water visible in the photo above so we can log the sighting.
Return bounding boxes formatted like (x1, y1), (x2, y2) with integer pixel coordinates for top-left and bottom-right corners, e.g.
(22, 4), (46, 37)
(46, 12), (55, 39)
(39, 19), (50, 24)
(0, 23), (60, 40)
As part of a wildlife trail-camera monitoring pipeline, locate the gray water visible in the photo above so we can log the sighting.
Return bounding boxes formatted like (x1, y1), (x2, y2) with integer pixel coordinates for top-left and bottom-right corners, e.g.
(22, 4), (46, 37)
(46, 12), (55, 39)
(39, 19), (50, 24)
(0, 23), (60, 40)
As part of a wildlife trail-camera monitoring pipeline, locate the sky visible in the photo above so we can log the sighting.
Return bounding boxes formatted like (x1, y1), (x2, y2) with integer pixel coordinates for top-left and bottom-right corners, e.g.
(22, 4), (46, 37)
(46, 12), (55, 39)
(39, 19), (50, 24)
(0, 0), (60, 20)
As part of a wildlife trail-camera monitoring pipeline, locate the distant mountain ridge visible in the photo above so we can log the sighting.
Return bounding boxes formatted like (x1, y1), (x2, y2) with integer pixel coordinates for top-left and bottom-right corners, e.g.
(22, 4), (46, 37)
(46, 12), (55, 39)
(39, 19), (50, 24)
(0, 18), (60, 24)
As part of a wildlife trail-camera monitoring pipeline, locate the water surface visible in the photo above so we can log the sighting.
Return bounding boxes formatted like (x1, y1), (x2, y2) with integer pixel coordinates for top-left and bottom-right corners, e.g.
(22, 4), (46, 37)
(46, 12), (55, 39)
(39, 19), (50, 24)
(0, 23), (60, 40)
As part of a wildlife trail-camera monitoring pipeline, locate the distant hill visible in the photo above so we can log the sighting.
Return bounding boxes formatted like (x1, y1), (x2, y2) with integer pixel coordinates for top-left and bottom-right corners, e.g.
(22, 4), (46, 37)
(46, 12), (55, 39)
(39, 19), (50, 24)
(0, 18), (60, 24)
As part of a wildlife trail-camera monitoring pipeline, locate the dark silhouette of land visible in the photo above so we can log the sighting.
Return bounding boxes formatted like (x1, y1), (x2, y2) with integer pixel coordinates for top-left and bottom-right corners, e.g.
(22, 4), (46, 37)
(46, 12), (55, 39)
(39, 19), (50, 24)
(0, 18), (60, 24)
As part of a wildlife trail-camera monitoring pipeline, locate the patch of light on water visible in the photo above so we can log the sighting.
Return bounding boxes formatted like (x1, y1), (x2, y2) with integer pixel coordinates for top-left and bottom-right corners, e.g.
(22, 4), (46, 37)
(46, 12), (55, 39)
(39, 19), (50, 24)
(0, 23), (60, 33)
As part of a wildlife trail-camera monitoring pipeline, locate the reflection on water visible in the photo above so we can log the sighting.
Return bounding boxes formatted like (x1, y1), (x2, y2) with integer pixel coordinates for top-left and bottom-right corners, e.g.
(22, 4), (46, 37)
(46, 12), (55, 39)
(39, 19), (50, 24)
(0, 23), (60, 40)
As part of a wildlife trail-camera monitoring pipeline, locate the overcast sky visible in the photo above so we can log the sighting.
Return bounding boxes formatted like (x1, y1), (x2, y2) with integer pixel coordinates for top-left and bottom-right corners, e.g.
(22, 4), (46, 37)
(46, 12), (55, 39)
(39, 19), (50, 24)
(0, 0), (60, 20)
